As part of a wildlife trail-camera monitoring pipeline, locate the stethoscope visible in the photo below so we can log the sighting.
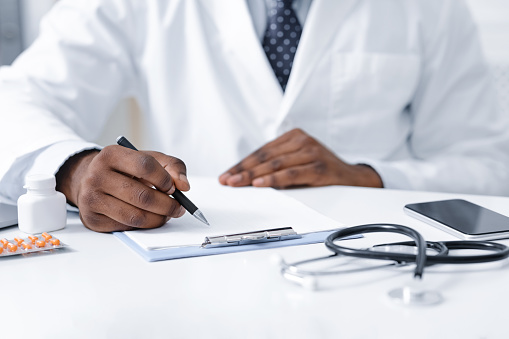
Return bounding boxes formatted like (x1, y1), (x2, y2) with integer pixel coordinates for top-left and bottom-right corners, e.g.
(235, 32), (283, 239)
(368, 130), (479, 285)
(279, 224), (509, 306)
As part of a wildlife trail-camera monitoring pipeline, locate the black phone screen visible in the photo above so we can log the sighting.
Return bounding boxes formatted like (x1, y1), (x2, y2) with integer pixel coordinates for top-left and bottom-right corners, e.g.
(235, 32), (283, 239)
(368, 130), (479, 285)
(405, 199), (509, 235)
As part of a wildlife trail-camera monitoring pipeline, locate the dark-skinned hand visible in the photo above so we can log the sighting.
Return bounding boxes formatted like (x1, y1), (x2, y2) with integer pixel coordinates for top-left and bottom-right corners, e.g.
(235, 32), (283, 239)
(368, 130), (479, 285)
(56, 145), (189, 232)
(219, 128), (383, 189)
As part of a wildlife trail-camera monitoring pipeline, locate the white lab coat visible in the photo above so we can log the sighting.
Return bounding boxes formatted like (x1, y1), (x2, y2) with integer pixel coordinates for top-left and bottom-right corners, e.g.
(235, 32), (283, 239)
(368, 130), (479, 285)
(1, 0), (509, 202)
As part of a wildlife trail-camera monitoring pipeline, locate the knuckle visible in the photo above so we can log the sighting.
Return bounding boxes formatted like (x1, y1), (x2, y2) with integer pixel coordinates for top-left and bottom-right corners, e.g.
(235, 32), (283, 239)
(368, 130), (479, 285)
(301, 135), (314, 146)
(286, 168), (299, 179)
(159, 174), (174, 192)
(79, 190), (102, 210)
(98, 146), (115, 159)
(270, 159), (282, 171)
(314, 161), (327, 175)
(246, 170), (254, 180)
(128, 210), (147, 228)
(135, 187), (154, 207)
(294, 134), (309, 148)
(289, 128), (307, 141)
(84, 172), (103, 189)
(292, 128), (304, 135)
(165, 200), (180, 216)
(253, 149), (269, 162)
(303, 145), (320, 160)
(121, 179), (133, 190)
(306, 145), (319, 155)
(137, 154), (157, 176)
(232, 163), (244, 173)
(275, 169), (298, 188)
(80, 212), (101, 230)
(170, 157), (186, 171)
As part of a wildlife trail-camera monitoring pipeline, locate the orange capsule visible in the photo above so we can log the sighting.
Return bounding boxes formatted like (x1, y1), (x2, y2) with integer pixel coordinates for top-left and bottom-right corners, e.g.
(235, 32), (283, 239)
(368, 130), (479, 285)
(7, 243), (18, 252)
(0, 247), (3, 254)
(21, 242), (32, 250)
(41, 232), (52, 241)
(35, 240), (46, 248)
(49, 238), (60, 246)
(14, 237), (24, 246)
(0, 239), (8, 248)
(28, 235), (38, 244)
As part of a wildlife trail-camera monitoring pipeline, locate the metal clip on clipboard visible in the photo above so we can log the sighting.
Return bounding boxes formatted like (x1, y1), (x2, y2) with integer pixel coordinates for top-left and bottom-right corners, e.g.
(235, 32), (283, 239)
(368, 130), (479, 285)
(201, 227), (301, 248)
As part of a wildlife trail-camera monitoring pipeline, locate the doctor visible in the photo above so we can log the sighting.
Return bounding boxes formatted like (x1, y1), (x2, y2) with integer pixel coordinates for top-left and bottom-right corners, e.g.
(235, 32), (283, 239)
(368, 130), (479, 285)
(0, 0), (508, 232)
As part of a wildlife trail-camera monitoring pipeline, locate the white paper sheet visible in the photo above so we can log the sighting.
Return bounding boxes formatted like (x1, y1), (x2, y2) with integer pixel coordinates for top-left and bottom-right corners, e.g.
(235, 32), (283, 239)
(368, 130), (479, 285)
(123, 177), (344, 250)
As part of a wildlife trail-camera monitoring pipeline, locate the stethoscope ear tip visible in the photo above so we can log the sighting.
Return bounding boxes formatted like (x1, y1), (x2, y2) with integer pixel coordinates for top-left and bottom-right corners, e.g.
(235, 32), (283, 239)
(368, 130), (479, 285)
(276, 253), (320, 291)
(281, 271), (318, 291)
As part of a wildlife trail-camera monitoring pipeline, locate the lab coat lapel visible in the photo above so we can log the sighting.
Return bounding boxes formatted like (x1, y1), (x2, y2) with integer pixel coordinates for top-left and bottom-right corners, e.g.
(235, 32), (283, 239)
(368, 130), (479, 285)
(279, 0), (359, 121)
(199, 0), (283, 106)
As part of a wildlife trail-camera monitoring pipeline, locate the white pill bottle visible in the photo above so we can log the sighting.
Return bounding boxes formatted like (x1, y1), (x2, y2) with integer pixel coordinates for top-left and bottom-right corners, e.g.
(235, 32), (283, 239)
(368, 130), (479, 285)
(17, 174), (67, 234)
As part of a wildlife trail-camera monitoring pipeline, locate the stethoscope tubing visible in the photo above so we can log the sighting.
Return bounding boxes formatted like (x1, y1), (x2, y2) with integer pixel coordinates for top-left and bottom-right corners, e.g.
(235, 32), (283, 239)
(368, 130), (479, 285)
(325, 224), (509, 278)
(325, 224), (428, 278)
(426, 240), (509, 264)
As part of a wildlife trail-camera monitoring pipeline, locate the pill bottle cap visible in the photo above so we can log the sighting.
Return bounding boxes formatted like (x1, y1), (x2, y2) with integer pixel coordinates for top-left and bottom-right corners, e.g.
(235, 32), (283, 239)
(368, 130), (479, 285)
(24, 174), (56, 190)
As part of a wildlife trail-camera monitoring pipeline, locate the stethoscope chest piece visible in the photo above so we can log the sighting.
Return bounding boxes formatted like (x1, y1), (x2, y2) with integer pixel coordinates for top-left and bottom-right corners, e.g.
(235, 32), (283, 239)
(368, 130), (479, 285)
(388, 280), (443, 306)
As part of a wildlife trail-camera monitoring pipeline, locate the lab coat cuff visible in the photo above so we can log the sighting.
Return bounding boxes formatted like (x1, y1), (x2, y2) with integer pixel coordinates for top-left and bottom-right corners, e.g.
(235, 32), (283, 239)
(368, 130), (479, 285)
(355, 160), (412, 190)
(26, 140), (102, 211)
(27, 140), (101, 178)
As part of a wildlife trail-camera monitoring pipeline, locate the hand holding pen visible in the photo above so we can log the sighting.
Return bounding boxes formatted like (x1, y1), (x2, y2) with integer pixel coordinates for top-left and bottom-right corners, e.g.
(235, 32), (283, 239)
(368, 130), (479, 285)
(116, 136), (209, 226)
(55, 137), (208, 232)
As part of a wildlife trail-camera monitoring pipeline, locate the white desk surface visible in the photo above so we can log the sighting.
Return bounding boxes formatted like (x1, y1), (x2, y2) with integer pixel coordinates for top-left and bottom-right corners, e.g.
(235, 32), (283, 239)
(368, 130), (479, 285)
(1, 186), (509, 339)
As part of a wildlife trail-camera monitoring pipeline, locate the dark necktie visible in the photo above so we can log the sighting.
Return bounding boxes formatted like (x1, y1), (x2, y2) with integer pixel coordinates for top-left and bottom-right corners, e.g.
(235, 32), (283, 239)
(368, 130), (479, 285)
(262, 0), (302, 92)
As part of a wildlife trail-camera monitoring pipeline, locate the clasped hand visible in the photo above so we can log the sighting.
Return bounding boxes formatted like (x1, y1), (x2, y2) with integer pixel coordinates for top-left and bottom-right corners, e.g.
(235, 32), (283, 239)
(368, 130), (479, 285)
(219, 128), (383, 189)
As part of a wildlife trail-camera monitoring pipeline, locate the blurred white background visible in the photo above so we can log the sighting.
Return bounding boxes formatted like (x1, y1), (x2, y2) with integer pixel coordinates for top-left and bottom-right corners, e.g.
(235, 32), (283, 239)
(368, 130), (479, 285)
(466, 0), (509, 62)
(1, 0), (508, 147)
(0, 0), (137, 147)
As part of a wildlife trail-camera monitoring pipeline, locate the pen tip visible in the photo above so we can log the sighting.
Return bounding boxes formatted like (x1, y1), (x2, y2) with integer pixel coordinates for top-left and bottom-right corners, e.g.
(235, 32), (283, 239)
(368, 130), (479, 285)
(193, 210), (210, 226)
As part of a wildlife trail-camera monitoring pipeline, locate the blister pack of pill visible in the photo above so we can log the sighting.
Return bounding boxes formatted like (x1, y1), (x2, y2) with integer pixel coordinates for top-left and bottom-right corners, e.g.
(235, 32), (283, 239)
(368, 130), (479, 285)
(0, 232), (65, 257)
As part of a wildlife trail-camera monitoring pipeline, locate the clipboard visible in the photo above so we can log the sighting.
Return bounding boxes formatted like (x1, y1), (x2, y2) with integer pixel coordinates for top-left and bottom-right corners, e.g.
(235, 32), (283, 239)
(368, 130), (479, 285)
(112, 177), (356, 262)
(114, 227), (357, 262)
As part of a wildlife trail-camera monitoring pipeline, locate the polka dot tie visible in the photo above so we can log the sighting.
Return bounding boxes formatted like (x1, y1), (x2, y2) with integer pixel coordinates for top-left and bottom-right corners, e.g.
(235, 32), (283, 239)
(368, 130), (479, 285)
(262, 0), (302, 92)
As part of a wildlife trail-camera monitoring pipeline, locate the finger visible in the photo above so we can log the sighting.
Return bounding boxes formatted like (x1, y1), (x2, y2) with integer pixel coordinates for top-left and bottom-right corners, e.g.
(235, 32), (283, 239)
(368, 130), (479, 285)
(99, 146), (175, 194)
(93, 170), (183, 217)
(80, 192), (181, 230)
(224, 151), (316, 187)
(251, 162), (326, 188)
(220, 139), (305, 186)
(80, 211), (137, 233)
(146, 151), (190, 192)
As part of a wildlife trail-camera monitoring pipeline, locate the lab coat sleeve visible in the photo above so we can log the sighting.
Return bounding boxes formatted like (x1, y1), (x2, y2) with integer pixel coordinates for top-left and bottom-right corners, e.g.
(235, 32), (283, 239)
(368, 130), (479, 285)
(365, 0), (509, 195)
(0, 0), (137, 203)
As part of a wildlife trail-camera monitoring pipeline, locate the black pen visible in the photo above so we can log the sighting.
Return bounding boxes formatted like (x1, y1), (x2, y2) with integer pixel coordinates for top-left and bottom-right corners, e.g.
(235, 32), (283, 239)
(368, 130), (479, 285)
(116, 136), (210, 226)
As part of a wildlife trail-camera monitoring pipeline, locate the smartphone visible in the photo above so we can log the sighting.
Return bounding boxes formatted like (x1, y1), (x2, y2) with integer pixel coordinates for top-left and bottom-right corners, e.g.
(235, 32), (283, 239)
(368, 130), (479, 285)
(404, 199), (509, 240)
